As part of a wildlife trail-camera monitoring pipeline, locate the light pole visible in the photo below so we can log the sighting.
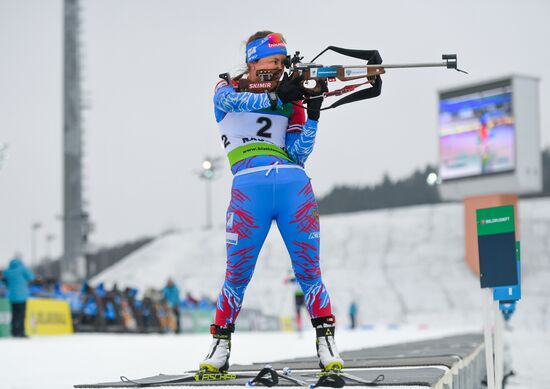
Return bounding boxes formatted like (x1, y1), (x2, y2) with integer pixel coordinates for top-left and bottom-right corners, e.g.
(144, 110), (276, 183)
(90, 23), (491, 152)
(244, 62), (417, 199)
(45, 234), (56, 262)
(0, 143), (8, 171)
(198, 157), (222, 229)
(31, 222), (43, 266)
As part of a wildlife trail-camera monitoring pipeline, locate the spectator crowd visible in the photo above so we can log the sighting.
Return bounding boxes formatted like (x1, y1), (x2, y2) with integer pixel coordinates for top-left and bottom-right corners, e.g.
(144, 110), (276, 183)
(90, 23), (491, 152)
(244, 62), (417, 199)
(1, 254), (216, 336)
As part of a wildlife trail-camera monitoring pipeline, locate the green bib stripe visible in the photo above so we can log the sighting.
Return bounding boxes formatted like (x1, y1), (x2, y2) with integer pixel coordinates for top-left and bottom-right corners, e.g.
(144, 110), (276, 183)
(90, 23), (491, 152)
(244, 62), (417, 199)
(227, 143), (292, 166)
(255, 103), (293, 117)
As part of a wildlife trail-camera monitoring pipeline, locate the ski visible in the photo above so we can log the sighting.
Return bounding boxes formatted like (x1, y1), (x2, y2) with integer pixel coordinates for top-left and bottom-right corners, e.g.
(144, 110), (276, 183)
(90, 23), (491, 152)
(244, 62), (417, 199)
(309, 370), (345, 388)
(278, 367), (310, 386)
(247, 366), (313, 387)
(193, 371), (257, 382)
(290, 369), (386, 388)
(336, 372), (385, 386)
(74, 371), (259, 388)
(246, 366), (282, 387)
(75, 367), (386, 388)
(247, 366), (346, 388)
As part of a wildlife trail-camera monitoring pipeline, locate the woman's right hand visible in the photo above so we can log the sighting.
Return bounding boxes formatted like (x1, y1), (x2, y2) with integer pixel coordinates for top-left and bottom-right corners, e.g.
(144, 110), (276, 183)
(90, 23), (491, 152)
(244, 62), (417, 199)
(276, 73), (305, 104)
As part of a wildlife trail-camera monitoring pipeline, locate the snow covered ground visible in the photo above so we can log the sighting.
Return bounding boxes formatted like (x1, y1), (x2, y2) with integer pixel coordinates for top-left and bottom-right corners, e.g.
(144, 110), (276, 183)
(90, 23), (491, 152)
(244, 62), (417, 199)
(0, 326), (476, 389)
(0, 326), (548, 389)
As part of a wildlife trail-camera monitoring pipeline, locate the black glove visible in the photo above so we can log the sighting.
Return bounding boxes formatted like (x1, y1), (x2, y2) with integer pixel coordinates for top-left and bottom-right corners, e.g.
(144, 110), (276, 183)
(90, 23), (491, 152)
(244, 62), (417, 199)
(305, 96), (322, 121)
(368, 51), (383, 65)
(276, 73), (304, 104)
(304, 79), (328, 121)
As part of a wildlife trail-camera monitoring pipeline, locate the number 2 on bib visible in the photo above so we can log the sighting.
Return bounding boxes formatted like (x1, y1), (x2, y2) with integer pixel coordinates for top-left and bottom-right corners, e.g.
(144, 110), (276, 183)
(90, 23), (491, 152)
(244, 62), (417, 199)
(256, 117), (272, 138)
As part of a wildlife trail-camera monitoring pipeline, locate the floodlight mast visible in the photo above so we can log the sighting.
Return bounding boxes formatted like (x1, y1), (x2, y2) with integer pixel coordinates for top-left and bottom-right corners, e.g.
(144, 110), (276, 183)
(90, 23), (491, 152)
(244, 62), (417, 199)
(62, 0), (87, 283)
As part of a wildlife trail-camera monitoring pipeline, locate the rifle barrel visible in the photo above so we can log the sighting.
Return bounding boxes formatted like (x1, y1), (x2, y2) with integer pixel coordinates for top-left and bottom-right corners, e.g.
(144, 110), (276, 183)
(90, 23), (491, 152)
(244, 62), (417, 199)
(367, 61), (451, 69)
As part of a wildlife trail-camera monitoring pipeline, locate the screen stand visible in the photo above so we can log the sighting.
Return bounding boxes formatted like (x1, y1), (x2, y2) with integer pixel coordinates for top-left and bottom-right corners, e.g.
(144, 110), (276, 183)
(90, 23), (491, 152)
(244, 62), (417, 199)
(483, 288), (496, 389)
(483, 288), (505, 389)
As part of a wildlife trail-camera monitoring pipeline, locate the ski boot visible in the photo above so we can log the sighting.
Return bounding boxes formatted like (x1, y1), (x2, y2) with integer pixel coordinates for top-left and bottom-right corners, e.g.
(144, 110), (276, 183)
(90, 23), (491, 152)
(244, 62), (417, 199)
(199, 324), (234, 373)
(312, 315), (344, 371)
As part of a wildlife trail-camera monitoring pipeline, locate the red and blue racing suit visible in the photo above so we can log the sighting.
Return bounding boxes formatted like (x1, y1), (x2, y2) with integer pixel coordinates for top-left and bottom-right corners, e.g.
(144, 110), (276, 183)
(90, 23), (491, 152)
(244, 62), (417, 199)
(213, 79), (334, 327)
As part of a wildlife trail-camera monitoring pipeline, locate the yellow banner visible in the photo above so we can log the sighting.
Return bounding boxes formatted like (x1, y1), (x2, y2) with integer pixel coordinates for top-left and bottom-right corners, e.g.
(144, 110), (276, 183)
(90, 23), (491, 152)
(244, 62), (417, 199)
(279, 315), (294, 332)
(25, 298), (74, 336)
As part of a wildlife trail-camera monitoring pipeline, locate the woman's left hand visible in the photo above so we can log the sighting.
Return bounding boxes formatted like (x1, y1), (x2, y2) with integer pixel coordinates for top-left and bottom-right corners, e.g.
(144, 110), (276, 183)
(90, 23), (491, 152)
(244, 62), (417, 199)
(305, 79), (328, 121)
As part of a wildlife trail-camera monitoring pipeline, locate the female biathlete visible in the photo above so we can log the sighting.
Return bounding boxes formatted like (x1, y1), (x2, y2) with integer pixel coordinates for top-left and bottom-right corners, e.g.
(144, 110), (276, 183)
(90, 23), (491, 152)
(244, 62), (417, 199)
(200, 31), (344, 373)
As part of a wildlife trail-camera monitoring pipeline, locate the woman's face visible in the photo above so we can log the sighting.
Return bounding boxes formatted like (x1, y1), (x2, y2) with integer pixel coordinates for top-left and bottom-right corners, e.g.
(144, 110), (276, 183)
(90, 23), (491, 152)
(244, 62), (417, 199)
(248, 54), (286, 82)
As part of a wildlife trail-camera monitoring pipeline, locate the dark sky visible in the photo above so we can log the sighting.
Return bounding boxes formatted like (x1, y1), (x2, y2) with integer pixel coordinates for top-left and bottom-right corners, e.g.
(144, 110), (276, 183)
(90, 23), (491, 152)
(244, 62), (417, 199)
(1, 0), (549, 266)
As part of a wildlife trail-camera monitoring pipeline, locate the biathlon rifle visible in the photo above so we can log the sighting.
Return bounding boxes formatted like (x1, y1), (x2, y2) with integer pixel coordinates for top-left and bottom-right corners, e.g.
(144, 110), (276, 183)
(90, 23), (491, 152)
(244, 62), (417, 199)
(220, 46), (467, 110)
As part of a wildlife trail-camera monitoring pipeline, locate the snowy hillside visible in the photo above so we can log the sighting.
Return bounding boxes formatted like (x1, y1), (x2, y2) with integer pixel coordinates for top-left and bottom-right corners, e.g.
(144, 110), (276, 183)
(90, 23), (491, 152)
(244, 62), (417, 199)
(92, 198), (550, 330)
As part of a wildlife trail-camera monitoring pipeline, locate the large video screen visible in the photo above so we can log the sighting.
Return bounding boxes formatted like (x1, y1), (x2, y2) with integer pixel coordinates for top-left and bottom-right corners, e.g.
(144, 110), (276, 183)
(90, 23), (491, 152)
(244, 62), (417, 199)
(439, 81), (515, 181)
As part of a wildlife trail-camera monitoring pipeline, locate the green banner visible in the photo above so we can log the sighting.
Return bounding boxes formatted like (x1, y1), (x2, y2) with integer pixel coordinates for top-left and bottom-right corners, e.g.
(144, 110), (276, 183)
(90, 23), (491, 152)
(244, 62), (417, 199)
(179, 309), (214, 333)
(0, 298), (11, 337)
(476, 205), (515, 236)
(476, 204), (518, 288)
(190, 310), (214, 333)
